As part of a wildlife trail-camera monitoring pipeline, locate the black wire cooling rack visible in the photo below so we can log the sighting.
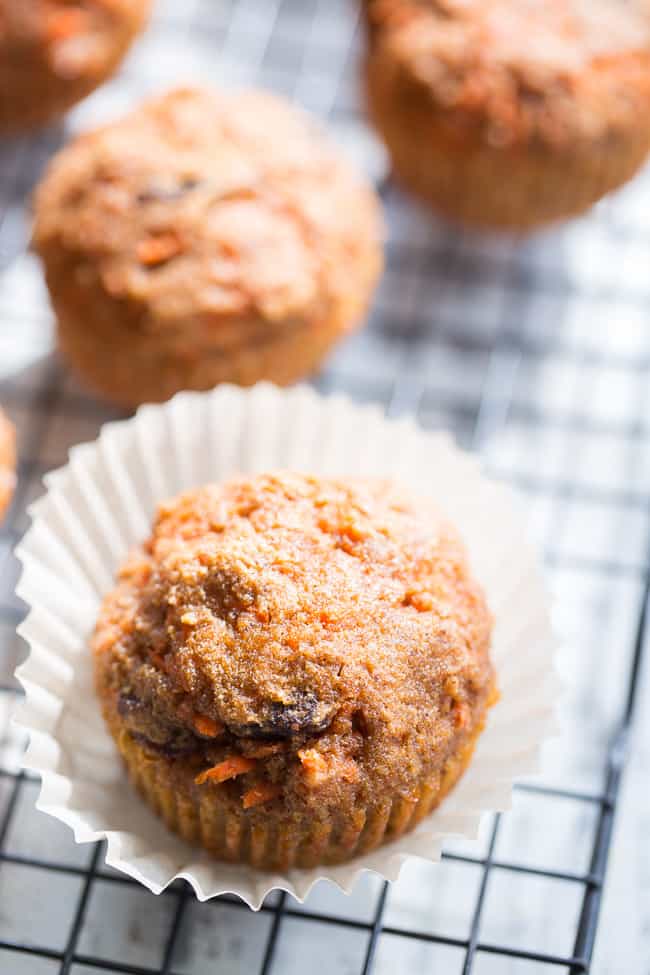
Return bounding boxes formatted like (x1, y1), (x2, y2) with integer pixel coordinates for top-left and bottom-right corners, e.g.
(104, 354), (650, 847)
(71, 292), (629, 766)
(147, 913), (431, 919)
(0, 2), (648, 973)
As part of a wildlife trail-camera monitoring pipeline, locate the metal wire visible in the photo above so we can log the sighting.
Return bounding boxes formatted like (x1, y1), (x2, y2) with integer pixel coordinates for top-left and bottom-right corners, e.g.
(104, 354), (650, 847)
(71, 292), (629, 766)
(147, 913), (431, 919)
(0, 1), (647, 973)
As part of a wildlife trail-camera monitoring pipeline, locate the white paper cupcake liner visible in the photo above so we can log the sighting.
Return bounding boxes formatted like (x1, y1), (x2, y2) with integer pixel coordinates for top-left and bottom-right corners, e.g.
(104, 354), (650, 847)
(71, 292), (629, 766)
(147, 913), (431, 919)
(14, 383), (560, 908)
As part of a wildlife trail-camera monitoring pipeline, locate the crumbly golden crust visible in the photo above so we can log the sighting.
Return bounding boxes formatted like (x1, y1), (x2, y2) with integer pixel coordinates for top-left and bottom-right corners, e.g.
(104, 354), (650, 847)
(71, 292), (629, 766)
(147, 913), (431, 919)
(364, 0), (650, 228)
(0, 408), (16, 522)
(0, 0), (151, 132)
(32, 87), (384, 407)
(93, 472), (495, 869)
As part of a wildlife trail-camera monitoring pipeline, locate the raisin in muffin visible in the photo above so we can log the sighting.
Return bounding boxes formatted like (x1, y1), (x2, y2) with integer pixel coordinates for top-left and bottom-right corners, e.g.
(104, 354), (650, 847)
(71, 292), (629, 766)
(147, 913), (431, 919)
(92, 472), (495, 870)
(0, 408), (16, 522)
(0, 0), (151, 133)
(32, 87), (384, 407)
(363, 0), (650, 230)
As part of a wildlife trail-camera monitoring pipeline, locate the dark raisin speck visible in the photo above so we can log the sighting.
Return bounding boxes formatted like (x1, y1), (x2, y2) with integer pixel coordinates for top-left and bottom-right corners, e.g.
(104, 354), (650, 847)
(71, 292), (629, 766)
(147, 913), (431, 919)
(117, 693), (143, 717)
(228, 693), (336, 739)
(130, 732), (198, 758)
(118, 692), (197, 751)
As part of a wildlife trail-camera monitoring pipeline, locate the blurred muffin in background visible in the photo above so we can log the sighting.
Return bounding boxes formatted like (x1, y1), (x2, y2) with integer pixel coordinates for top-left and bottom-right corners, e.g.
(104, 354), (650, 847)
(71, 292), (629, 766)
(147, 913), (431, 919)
(32, 87), (383, 408)
(0, 408), (16, 522)
(0, 0), (152, 133)
(362, 0), (650, 231)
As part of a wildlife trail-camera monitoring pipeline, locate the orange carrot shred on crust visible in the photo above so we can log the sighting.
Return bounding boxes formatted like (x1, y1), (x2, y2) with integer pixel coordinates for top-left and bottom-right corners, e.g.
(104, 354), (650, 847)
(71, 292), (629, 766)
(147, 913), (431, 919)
(195, 756), (256, 786)
(297, 747), (329, 787)
(455, 703), (469, 729)
(136, 233), (183, 267)
(242, 783), (282, 809)
(298, 747), (327, 772)
(45, 8), (90, 43)
(192, 714), (224, 738)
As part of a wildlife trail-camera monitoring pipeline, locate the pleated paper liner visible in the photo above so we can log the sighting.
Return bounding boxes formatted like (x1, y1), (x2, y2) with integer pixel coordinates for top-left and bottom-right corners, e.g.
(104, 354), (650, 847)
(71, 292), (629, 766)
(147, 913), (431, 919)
(14, 383), (560, 908)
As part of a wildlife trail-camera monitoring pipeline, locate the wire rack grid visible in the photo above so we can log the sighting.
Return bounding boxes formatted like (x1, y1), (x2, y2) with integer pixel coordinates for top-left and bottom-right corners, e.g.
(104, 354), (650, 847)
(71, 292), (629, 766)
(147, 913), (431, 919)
(0, 1), (648, 973)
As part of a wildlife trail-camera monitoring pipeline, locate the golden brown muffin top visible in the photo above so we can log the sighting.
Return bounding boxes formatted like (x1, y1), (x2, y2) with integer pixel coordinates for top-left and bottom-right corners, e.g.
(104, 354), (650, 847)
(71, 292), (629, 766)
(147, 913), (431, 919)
(365, 0), (650, 147)
(93, 472), (493, 800)
(0, 1), (146, 79)
(32, 86), (383, 336)
(0, 407), (16, 521)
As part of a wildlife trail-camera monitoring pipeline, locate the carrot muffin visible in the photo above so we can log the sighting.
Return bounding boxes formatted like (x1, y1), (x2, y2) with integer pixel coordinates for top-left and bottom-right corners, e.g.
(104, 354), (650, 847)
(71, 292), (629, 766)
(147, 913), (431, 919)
(0, 1), (151, 133)
(32, 87), (384, 408)
(92, 472), (495, 870)
(363, 0), (650, 230)
(0, 408), (16, 522)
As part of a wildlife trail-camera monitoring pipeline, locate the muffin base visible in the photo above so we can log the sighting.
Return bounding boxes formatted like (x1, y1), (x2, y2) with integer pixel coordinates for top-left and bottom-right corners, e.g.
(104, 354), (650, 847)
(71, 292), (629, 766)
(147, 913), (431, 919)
(55, 306), (354, 408)
(44, 250), (372, 407)
(366, 61), (650, 231)
(101, 691), (493, 872)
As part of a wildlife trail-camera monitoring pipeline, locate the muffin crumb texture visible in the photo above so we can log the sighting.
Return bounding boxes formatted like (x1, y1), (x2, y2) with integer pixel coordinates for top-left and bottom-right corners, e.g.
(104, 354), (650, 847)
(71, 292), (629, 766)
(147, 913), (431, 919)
(32, 86), (383, 406)
(364, 0), (650, 228)
(0, 408), (16, 523)
(0, 0), (151, 132)
(93, 472), (495, 870)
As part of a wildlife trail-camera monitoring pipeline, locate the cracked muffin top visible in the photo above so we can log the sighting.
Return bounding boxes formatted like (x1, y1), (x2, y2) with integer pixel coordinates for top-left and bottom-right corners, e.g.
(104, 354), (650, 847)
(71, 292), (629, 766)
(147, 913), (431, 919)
(32, 86), (383, 335)
(0, 408), (16, 522)
(364, 0), (650, 147)
(93, 472), (494, 802)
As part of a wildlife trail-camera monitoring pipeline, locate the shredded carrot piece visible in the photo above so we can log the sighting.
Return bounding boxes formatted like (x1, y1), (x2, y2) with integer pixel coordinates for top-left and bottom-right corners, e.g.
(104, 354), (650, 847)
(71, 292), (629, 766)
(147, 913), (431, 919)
(192, 714), (224, 738)
(298, 747), (326, 769)
(242, 783), (282, 809)
(136, 233), (183, 267)
(298, 748), (358, 787)
(455, 703), (469, 729)
(404, 589), (434, 612)
(298, 748), (329, 787)
(195, 755), (255, 786)
(45, 8), (90, 43)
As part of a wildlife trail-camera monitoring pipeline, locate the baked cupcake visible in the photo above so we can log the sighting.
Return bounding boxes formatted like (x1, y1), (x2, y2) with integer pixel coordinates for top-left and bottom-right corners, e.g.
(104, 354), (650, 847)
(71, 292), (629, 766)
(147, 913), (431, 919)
(32, 87), (384, 408)
(363, 0), (650, 230)
(92, 471), (495, 870)
(0, 407), (16, 522)
(0, 0), (152, 133)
